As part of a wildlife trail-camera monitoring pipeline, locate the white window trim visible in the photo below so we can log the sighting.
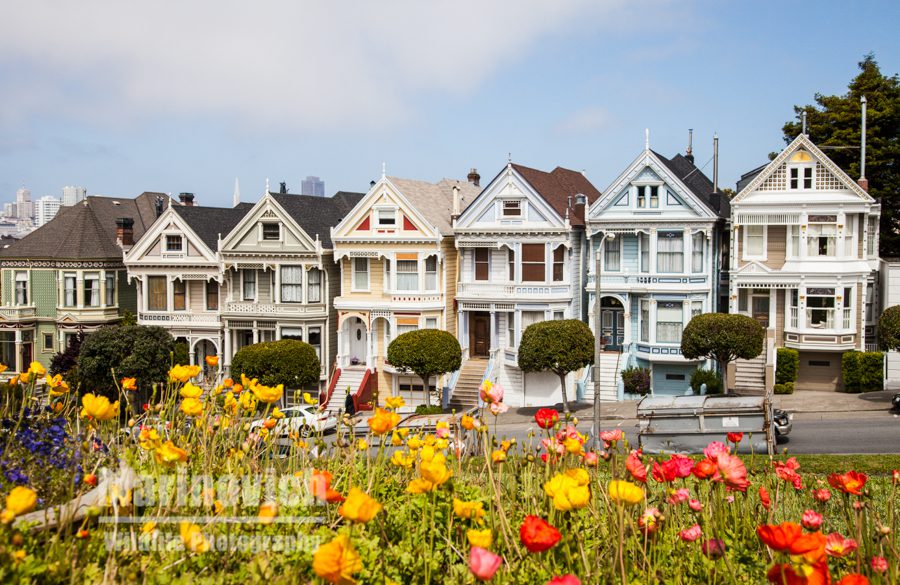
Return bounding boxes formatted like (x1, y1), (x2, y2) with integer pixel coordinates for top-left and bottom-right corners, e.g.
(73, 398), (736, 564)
(500, 198), (523, 218)
(788, 163), (815, 191)
(374, 206), (399, 228)
(163, 232), (185, 254)
(259, 222), (283, 243)
(352, 257), (370, 292)
(634, 182), (664, 210)
(742, 225), (767, 261)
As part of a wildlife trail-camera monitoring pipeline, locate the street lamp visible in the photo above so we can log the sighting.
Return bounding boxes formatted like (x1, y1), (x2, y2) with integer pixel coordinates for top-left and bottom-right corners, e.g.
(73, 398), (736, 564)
(593, 231), (615, 443)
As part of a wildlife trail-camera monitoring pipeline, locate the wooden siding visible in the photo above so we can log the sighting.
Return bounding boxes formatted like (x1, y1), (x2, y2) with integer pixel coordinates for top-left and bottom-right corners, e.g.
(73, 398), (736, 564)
(764, 226), (786, 269)
(774, 289), (785, 346)
(441, 237), (457, 335)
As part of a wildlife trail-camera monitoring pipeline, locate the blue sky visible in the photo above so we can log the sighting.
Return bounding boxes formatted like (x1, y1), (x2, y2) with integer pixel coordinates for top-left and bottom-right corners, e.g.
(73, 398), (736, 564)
(0, 1), (897, 207)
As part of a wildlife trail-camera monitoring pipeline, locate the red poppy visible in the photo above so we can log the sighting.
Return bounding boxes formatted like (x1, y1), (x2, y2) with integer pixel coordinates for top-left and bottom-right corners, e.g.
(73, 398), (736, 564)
(309, 469), (344, 503)
(726, 432), (743, 444)
(835, 575), (869, 585)
(774, 458), (803, 490)
(626, 450), (647, 483)
(547, 576), (581, 585)
(767, 561), (830, 585)
(693, 457), (718, 480)
(534, 408), (559, 430)
(828, 471), (867, 496)
(519, 515), (562, 553)
(759, 486), (771, 510)
(757, 523), (826, 565)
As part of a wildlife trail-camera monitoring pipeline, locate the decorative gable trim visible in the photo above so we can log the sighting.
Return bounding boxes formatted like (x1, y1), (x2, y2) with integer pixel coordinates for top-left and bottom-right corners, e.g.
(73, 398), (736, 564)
(220, 192), (319, 254)
(331, 177), (441, 243)
(455, 164), (566, 231)
(124, 207), (218, 264)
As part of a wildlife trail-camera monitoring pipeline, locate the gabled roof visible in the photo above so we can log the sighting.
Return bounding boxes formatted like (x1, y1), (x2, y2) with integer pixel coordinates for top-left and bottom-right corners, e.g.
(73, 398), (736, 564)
(651, 151), (730, 218)
(172, 203), (255, 251)
(386, 177), (480, 235)
(271, 191), (365, 248)
(0, 192), (168, 260)
(509, 164), (601, 226)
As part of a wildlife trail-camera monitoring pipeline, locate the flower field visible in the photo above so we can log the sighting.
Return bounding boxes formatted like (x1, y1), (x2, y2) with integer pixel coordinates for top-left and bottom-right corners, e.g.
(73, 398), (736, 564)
(0, 361), (898, 584)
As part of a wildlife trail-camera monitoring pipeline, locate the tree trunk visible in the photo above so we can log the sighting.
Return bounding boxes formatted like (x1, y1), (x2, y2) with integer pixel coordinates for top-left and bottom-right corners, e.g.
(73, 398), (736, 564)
(719, 359), (728, 395)
(421, 374), (432, 408)
(558, 372), (570, 413)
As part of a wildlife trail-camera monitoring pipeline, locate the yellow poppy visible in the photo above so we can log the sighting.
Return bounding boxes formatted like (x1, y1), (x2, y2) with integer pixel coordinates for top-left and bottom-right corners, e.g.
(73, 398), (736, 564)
(313, 534), (361, 585)
(0, 486), (37, 523)
(205, 355), (219, 367)
(121, 377), (137, 391)
(180, 397), (203, 417)
(168, 364), (201, 383)
(467, 528), (492, 549)
(367, 408), (400, 436)
(155, 441), (188, 465)
(81, 394), (119, 421)
(179, 522), (210, 553)
(252, 383), (283, 404)
(608, 480), (645, 507)
(180, 382), (203, 399)
(384, 395), (405, 410)
(338, 488), (382, 524)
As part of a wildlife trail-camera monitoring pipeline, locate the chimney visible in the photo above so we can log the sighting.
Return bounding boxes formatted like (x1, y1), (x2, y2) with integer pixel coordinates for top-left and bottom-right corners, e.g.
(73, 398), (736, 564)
(178, 192), (195, 206)
(712, 133), (719, 193)
(858, 95), (869, 191)
(116, 217), (135, 247)
(370, 180), (376, 188)
(154, 196), (165, 217)
(279, 181), (288, 194)
(685, 129), (694, 164)
(452, 185), (461, 219)
(467, 168), (480, 187)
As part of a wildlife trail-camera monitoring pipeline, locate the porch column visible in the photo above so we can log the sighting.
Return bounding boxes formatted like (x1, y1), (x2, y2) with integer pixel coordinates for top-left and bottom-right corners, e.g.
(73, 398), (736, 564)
(252, 327), (259, 344)
(648, 299), (657, 344)
(622, 295), (632, 346)
(366, 319), (375, 370)
(14, 329), (22, 373)
(489, 310), (497, 352)
(223, 325), (232, 368)
(649, 229), (658, 273)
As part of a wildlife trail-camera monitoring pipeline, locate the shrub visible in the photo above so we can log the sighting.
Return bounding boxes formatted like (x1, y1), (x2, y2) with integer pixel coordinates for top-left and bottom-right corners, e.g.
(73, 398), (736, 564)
(775, 348), (799, 385)
(690, 368), (722, 395)
(49, 332), (85, 387)
(842, 350), (884, 393)
(415, 405), (443, 415)
(518, 319), (594, 413)
(231, 339), (321, 390)
(841, 351), (861, 393)
(620, 367), (651, 395)
(388, 330), (461, 409)
(76, 325), (175, 397)
(681, 314), (764, 394)
(174, 341), (190, 368)
(878, 305), (900, 350)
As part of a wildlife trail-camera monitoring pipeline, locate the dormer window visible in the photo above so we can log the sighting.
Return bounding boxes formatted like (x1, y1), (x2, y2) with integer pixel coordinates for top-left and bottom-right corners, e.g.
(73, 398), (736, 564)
(636, 185), (660, 208)
(502, 200), (522, 217)
(165, 235), (183, 252)
(376, 209), (396, 227)
(262, 223), (281, 241)
(789, 150), (814, 189)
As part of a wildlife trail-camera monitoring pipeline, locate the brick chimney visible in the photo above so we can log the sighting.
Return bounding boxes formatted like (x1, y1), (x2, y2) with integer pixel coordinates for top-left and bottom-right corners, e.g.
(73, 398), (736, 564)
(467, 168), (480, 187)
(116, 217), (135, 247)
(178, 192), (195, 206)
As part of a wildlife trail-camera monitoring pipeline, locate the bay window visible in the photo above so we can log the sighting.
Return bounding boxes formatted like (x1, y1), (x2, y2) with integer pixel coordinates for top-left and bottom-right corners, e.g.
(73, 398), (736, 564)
(281, 266), (303, 302)
(474, 249), (489, 281)
(639, 300), (649, 342)
(353, 258), (369, 290)
(639, 232), (650, 272)
(397, 260), (418, 291)
(691, 300), (703, 320)
(553, 246), (565, 281)
(84, 273), (100, 307)
(806, 288), (835, 329)
(14, 271), (27, 305)
(807, 217), (837, 257)
(656, 301), (683, 343)
(307, 268), (322, 303)
(242, 270), (256, 300)
(147, 276), (166, 311)
(691, 232), (704, 272)
(105, 272), (116, 306)
(63, 273), (76, 307)
(173, 279), (186, 311)
(522, 244), (545, 282)
(657, 231), (684, 273)
(521, 310), (544, 334)
(745, 225), (765, 258)
(425, 256), (438, 291)
(604, 237), (620, 272)
(206, 281), (218, 311)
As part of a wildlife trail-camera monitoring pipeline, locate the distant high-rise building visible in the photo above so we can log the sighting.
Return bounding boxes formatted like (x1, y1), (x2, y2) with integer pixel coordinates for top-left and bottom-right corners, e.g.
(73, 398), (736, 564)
(2, 203), (14, 218)
(62, 185), (87, 206)
(15, 187), (32, 221)
(300, 176), (325, 197)
(35, 196), (62, 227)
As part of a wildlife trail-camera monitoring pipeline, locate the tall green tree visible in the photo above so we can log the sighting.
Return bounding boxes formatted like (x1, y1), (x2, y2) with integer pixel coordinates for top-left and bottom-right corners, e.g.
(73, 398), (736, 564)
(782, 54), (900, 256)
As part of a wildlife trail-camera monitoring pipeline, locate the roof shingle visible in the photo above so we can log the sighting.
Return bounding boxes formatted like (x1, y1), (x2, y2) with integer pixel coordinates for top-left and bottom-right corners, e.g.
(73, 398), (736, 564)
(509, 164), (602, 226)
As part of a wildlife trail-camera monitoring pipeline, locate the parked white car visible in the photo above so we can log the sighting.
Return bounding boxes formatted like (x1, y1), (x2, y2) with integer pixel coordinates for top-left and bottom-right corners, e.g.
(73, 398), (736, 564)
(250, 406), (338, 437)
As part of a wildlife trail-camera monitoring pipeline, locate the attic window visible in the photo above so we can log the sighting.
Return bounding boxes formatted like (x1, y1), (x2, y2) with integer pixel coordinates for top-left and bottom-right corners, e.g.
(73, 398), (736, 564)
(790, 167), (813, 190)
(376, 209), (396, 227)
(502, 200), (522, 217)
(262, 223), (281, 240)
(636, 185), (660, 208)
(165, 235), (183, 252)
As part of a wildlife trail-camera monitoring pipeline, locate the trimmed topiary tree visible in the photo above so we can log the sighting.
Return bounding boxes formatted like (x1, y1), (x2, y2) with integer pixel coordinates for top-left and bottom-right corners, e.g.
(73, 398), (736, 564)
(878, 305), (900, 351)
(76, 325), (175, 398)
(517, 319), (594, 413)
(775, 348), (800, 385)
(387, 329), (462, 408)
(231, 339), (321, 391)
(680, 314), (765, 394)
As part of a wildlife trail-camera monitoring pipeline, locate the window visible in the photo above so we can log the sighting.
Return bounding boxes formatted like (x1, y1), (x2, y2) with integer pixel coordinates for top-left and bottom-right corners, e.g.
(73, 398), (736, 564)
(502, 200), (521, 217)
(474, 249), (489, 281)
(397, 260), (418, 291)
(14, 271), (27, 305)
(353, 258), (369, 290)
(307, 269), (321, 303)
(507, 248), (515, 282)
(376, 209), (396, 227)
(744, 225), (765, 258)
(807, 220), (837, 257)
(281, 327), (303, 341)
(397, 322), (418, 337)
(262, 223), (280, 241)
(788, 225), (801, 257)
(165, 235), (183, 252)
(789, 289), (799, 328)
(281, 266), (303, 302)
(649, 185), (659, 208)
(553, 246), (565, 281)
(242, 270), (256, 300)
(147, 276), (166, 311)
(691, 301), (703, 320)
(206, 281), (218, 310)
(843, 286), (853, 329)
(507, 314), (516, 348)
(43, 333), (54, 351)
(173, 279), (186, 311)
(636, 186), (646, 208)
(105, 272), (116, 306)
(806, 288), (836, 329)
(692, 232), (704, 273)
(425, 317), (438, 329)
(666, 374), (686, 381)
(84, 273), (100, 307)
(657, 231), (684, 273)
(63, 273), (76, 307)
(789, 166), (813, 190)
(307, 327), (322, 361)
(657, 301), (683, 343)
(843, 216), (855, 258)
(521, 310), (544, 333)
(553, 311), (564, 320)
(639, 232), (650, 272)
(522, 244), (545, 282)
(424, 256), (437, 291)
(865, 283), (875, 323)
(866, 217), (878, 258)
(384, 260), (391, 292)
(604, 238), (620, 272)
(640, 300), (649, 342)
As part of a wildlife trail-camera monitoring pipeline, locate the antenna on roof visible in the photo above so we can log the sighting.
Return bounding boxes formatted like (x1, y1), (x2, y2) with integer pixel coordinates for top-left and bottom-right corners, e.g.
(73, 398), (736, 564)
(265, 177), (270, 193)
(712, 133), (719, 193)
(859, 95), (868, 191)
(801, 111), (808, 136)
(686, 129), (694, 164)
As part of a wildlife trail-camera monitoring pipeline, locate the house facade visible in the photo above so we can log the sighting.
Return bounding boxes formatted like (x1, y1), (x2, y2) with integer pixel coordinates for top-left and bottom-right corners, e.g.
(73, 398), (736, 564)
(586, 146), (728, 398)
(453, 163), (600, 407)
(730, 134), (880, 391)
(329, 175), (479, 410)
(0, 193), (166, 372)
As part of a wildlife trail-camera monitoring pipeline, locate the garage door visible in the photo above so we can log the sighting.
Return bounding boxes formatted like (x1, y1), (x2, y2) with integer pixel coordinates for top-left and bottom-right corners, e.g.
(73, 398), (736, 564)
(796, 351), (842, 391)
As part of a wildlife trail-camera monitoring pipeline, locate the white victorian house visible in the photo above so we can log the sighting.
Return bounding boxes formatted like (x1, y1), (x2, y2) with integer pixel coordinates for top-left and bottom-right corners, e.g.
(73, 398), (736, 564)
(453, 162), (601, 407)
(730, 133), (880, 391)
(586, 143), (729, 398)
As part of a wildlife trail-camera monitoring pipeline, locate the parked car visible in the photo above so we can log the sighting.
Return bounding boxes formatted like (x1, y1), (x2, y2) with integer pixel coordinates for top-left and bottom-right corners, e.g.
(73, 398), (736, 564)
(773, 408), (793, 439)
(892, 392), (900, 412)
(250, 406), (338, 437)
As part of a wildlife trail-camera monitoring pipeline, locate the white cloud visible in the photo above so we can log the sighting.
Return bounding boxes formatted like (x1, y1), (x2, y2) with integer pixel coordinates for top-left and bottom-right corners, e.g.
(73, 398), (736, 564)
(554, 106), (611, 135)
(0, 0), (644, 133)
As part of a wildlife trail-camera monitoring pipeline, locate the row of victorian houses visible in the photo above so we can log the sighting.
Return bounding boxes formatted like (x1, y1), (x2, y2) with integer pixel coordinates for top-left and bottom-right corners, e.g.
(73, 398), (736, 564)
(0, 132), (883, 410)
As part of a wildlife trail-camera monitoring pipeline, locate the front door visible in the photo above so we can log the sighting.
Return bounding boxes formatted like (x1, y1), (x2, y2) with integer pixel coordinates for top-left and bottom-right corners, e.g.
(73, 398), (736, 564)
(600, 297), (624, 352)
(751, 291), (770, 328)
(348, 318), (367, 364)
(471, 313), (489, 357)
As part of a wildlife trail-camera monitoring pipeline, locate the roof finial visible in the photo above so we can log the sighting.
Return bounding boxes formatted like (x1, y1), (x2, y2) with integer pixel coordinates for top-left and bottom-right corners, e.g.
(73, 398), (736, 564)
(508, 152), (512, 164)
(381, 162), (386, 179)
(265, 177), (270, 193)
(645, 128), (650, 150)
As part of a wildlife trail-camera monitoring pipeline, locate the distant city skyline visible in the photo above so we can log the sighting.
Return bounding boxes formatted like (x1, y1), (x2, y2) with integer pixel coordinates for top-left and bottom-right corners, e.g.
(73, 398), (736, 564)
(0, 1), (898, 206)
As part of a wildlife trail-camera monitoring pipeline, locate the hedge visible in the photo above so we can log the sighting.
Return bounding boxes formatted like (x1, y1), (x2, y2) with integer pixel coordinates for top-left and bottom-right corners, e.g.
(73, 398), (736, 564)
(230, 339), (321, 390)
(690, 368), (722, 395)
(773, 382), (795, 395)
(841, 350), (884, 393)
(620, 367), (651, 396)
(775, 348), (799, 385)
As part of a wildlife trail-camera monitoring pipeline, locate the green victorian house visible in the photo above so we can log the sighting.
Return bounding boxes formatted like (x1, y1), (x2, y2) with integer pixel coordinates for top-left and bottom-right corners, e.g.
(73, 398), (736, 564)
(0, 192), (167, 373)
